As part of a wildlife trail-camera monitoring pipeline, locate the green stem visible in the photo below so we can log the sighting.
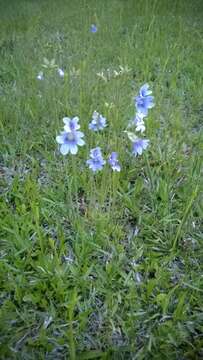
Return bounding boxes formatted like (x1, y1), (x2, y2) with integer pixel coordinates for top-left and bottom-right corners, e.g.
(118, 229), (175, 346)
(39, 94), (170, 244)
(69, 316), (76, 360)
(89, 174), (96, 209)
(67, 289), (77, 359)
(111, 171), (118, 212)
(145, 153), (154, 191)
(71, 156), (78, 213)
(65, 159), (73, 217)
(144, 153), (155, 211)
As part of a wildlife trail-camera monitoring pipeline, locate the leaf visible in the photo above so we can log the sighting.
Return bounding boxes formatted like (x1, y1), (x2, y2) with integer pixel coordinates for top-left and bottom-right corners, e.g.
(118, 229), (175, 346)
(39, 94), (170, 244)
(156, 293), (169, 314)
(23, 294), (38, 304)
(43, 57), (49, 65)
(79, 350), (108, 359)
(43, 315), (53, 329)
(173, 293), (186, 320)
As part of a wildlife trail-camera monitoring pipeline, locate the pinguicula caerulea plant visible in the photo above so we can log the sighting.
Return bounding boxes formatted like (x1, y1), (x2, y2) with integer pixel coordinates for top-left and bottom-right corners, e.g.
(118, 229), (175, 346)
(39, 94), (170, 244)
(56, 117), (85, 155)
(86, 147), (106, 172)
(132, 138), (150, 156)
(126, 83), (154, 157)
(89, 111), (107, 132)
(135, 83), (154, 116)
(108, 152), (121, 172)
(90, 24), (97, 33)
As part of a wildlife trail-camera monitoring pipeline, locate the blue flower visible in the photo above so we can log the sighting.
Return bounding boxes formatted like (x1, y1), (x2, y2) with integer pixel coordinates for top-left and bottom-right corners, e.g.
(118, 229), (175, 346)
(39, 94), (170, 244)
(89, 111), (107, 132)
(132, 138), (149, 156)
(86, 147), (106, 172)
(135, 83), (154, 116)
(108, 152), (121, 172)
(56, 117), (85, 155)
(63, 117), (80, 132)
(90, 24), (97, 33)
(135, 96), (154, 115)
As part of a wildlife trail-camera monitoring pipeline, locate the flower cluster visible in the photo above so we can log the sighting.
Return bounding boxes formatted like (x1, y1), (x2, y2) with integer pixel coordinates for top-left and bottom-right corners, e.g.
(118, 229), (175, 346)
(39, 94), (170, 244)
(56, 113), (120, 172)
(126, 83), (154, 156)
(56, 84), (155, 172)
(86, 148), (121, 173)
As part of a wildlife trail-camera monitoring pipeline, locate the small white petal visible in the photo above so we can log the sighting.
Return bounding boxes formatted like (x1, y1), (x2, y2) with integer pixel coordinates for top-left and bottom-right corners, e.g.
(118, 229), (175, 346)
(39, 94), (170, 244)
(77, 138), (85, 146)
(137, 146), (143, 155)
(56, 135), (64, 144)
(63, 117), (71, 125)
(58, 68), (65, 77)
(76, 131), (85, 138)
(64, 124), (72, 132)
(143, 141), (149, 149)
(72, 116), (79, 122)
(37, 71), (44, 80)
(136, 124), (145, 133)
(70, 145), (78, 155)
(60, 144), (70, 155)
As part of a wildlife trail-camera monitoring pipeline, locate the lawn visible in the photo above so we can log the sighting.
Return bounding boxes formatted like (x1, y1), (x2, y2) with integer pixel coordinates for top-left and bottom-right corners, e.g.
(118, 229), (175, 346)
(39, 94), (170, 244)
(0, 0), (203, 358)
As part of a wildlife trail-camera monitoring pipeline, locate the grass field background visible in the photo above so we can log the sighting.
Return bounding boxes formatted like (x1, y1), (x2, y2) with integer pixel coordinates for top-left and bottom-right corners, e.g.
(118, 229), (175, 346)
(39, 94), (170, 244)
(0, 0), (203, 358)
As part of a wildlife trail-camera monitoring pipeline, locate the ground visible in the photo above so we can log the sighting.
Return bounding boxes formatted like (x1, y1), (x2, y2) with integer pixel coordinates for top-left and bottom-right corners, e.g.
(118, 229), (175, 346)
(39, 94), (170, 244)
(0, 0), (203, 359)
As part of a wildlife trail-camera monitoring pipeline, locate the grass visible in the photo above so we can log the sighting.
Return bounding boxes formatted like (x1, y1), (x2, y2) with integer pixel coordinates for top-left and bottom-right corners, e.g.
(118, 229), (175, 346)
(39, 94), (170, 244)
(0, 0), (203, 358)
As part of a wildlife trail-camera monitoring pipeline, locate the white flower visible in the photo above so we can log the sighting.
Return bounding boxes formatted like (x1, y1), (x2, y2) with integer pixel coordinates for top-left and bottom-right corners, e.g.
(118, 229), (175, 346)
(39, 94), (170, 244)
(37, 71), (44, 80)
(134, 112), (146, 133)
(58, 68), (65, 77)
(135, 119), (145, 133)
